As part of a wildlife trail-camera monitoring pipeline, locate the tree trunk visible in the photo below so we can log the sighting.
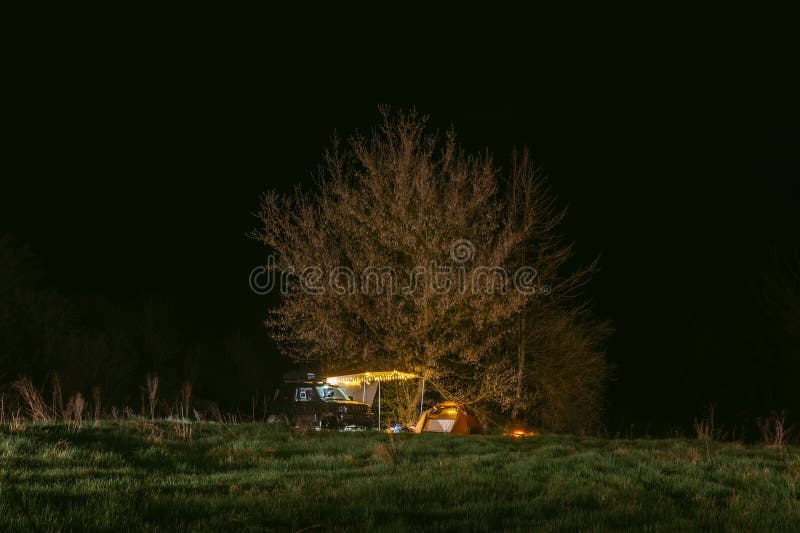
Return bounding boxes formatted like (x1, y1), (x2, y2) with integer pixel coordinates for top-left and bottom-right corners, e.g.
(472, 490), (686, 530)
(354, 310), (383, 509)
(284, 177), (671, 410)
(511, 339), (525, 421)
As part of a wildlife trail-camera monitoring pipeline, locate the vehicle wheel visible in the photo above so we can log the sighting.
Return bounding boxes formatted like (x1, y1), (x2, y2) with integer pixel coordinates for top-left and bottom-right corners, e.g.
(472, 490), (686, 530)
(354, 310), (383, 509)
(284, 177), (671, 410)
(321, 415), (339, 431)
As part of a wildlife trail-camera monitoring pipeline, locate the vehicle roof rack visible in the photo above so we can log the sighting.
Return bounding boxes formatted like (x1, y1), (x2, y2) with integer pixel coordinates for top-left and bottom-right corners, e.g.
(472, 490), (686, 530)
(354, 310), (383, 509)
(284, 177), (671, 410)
(281, 370), (317, 381)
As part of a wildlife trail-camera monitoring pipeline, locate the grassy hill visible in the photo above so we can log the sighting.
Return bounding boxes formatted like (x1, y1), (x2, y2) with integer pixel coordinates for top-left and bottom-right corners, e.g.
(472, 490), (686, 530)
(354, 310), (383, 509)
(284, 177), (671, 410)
(1, 423), (798, 531)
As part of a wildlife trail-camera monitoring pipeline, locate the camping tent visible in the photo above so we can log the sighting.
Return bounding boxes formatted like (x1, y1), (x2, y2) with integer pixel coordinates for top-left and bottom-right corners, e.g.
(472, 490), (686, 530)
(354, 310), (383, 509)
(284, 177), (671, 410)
(325, 370), (420, 428)
(413, 402), (484, 434)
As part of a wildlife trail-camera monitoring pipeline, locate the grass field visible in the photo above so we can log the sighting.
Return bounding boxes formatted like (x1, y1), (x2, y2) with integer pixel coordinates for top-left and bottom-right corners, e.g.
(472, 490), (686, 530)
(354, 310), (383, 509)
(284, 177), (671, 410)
(1, 423), (799, 531)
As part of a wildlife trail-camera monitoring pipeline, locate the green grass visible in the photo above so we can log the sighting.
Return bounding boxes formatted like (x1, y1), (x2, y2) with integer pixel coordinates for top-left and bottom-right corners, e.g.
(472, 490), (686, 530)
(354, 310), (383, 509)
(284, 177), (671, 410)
(1, 423), (798, 531)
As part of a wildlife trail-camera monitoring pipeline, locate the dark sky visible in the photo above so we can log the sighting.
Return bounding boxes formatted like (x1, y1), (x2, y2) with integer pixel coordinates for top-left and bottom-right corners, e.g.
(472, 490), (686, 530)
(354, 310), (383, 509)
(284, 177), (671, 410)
(4, 35), (798, 430)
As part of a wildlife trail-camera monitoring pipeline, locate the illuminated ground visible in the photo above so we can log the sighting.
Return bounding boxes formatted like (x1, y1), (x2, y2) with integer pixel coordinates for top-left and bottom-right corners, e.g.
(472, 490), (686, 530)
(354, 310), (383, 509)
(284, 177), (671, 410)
(1, 423), (798, 530)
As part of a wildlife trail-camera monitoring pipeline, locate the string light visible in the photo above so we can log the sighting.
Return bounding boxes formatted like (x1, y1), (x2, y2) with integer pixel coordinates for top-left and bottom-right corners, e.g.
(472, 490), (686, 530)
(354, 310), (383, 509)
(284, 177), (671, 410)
(325, 370), (419, 387)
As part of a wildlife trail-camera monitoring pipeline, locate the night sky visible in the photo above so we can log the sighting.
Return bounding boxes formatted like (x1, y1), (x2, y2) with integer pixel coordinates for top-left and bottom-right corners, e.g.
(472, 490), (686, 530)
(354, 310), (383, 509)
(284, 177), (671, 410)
(4, 38), (798, 433)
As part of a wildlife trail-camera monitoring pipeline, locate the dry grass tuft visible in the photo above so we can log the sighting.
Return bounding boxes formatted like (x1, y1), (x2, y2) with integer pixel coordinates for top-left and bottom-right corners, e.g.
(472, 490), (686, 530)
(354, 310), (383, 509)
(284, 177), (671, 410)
(372, 434), (403, 464)
(64, 392), (85, 430)
(92, 387), (101, 427)
(11, 377), (52, 423)
(51, 375), (64, 420)
(145, 374), (159, 421)
(679, 447), (702, 466)
(757, 413), (790, 448)
(371, 445), (391, 462)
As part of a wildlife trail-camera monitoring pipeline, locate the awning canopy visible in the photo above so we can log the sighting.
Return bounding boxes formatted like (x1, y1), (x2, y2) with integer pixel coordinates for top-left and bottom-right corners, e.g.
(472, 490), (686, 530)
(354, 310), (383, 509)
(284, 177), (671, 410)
(325, 370), (423, 427)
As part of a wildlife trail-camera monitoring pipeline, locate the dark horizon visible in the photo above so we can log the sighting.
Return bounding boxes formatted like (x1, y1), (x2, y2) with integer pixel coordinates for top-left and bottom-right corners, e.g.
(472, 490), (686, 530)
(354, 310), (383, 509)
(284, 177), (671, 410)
(4, 60), (798, 434)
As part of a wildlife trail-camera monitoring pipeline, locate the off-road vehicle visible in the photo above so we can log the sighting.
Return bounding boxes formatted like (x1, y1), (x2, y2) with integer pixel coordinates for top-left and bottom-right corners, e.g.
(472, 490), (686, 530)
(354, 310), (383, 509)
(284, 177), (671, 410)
(268, 379), (374, 430)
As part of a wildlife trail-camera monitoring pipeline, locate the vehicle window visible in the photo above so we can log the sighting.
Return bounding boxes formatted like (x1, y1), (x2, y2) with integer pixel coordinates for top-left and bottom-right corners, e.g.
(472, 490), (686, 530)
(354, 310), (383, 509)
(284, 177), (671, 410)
(315, 385), (350, 401)
(295, 387), (315, 401)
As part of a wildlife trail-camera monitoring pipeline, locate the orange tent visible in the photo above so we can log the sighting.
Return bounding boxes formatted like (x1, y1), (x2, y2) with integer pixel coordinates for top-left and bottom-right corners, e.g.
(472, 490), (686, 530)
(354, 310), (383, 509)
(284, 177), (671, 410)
(413, 402), (484, 434)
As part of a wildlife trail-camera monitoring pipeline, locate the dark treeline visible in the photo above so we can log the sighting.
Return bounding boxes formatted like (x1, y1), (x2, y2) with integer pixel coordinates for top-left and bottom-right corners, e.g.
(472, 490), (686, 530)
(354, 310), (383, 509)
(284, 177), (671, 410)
(608, 245), (800, 438)
(2, 232), (798, 437)
(0, 234), (281, 414)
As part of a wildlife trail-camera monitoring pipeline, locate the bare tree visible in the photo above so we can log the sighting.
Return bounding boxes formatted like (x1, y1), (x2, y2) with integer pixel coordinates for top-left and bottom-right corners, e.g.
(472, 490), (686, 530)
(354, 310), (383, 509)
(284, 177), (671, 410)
(0, 234), (41, 298)
(0, 234), (77, 382)
(497, 155), (612, 431)
(757, 247), (800, 417)
(255, 109), (608, 428)
(760, 247), (800, 349)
